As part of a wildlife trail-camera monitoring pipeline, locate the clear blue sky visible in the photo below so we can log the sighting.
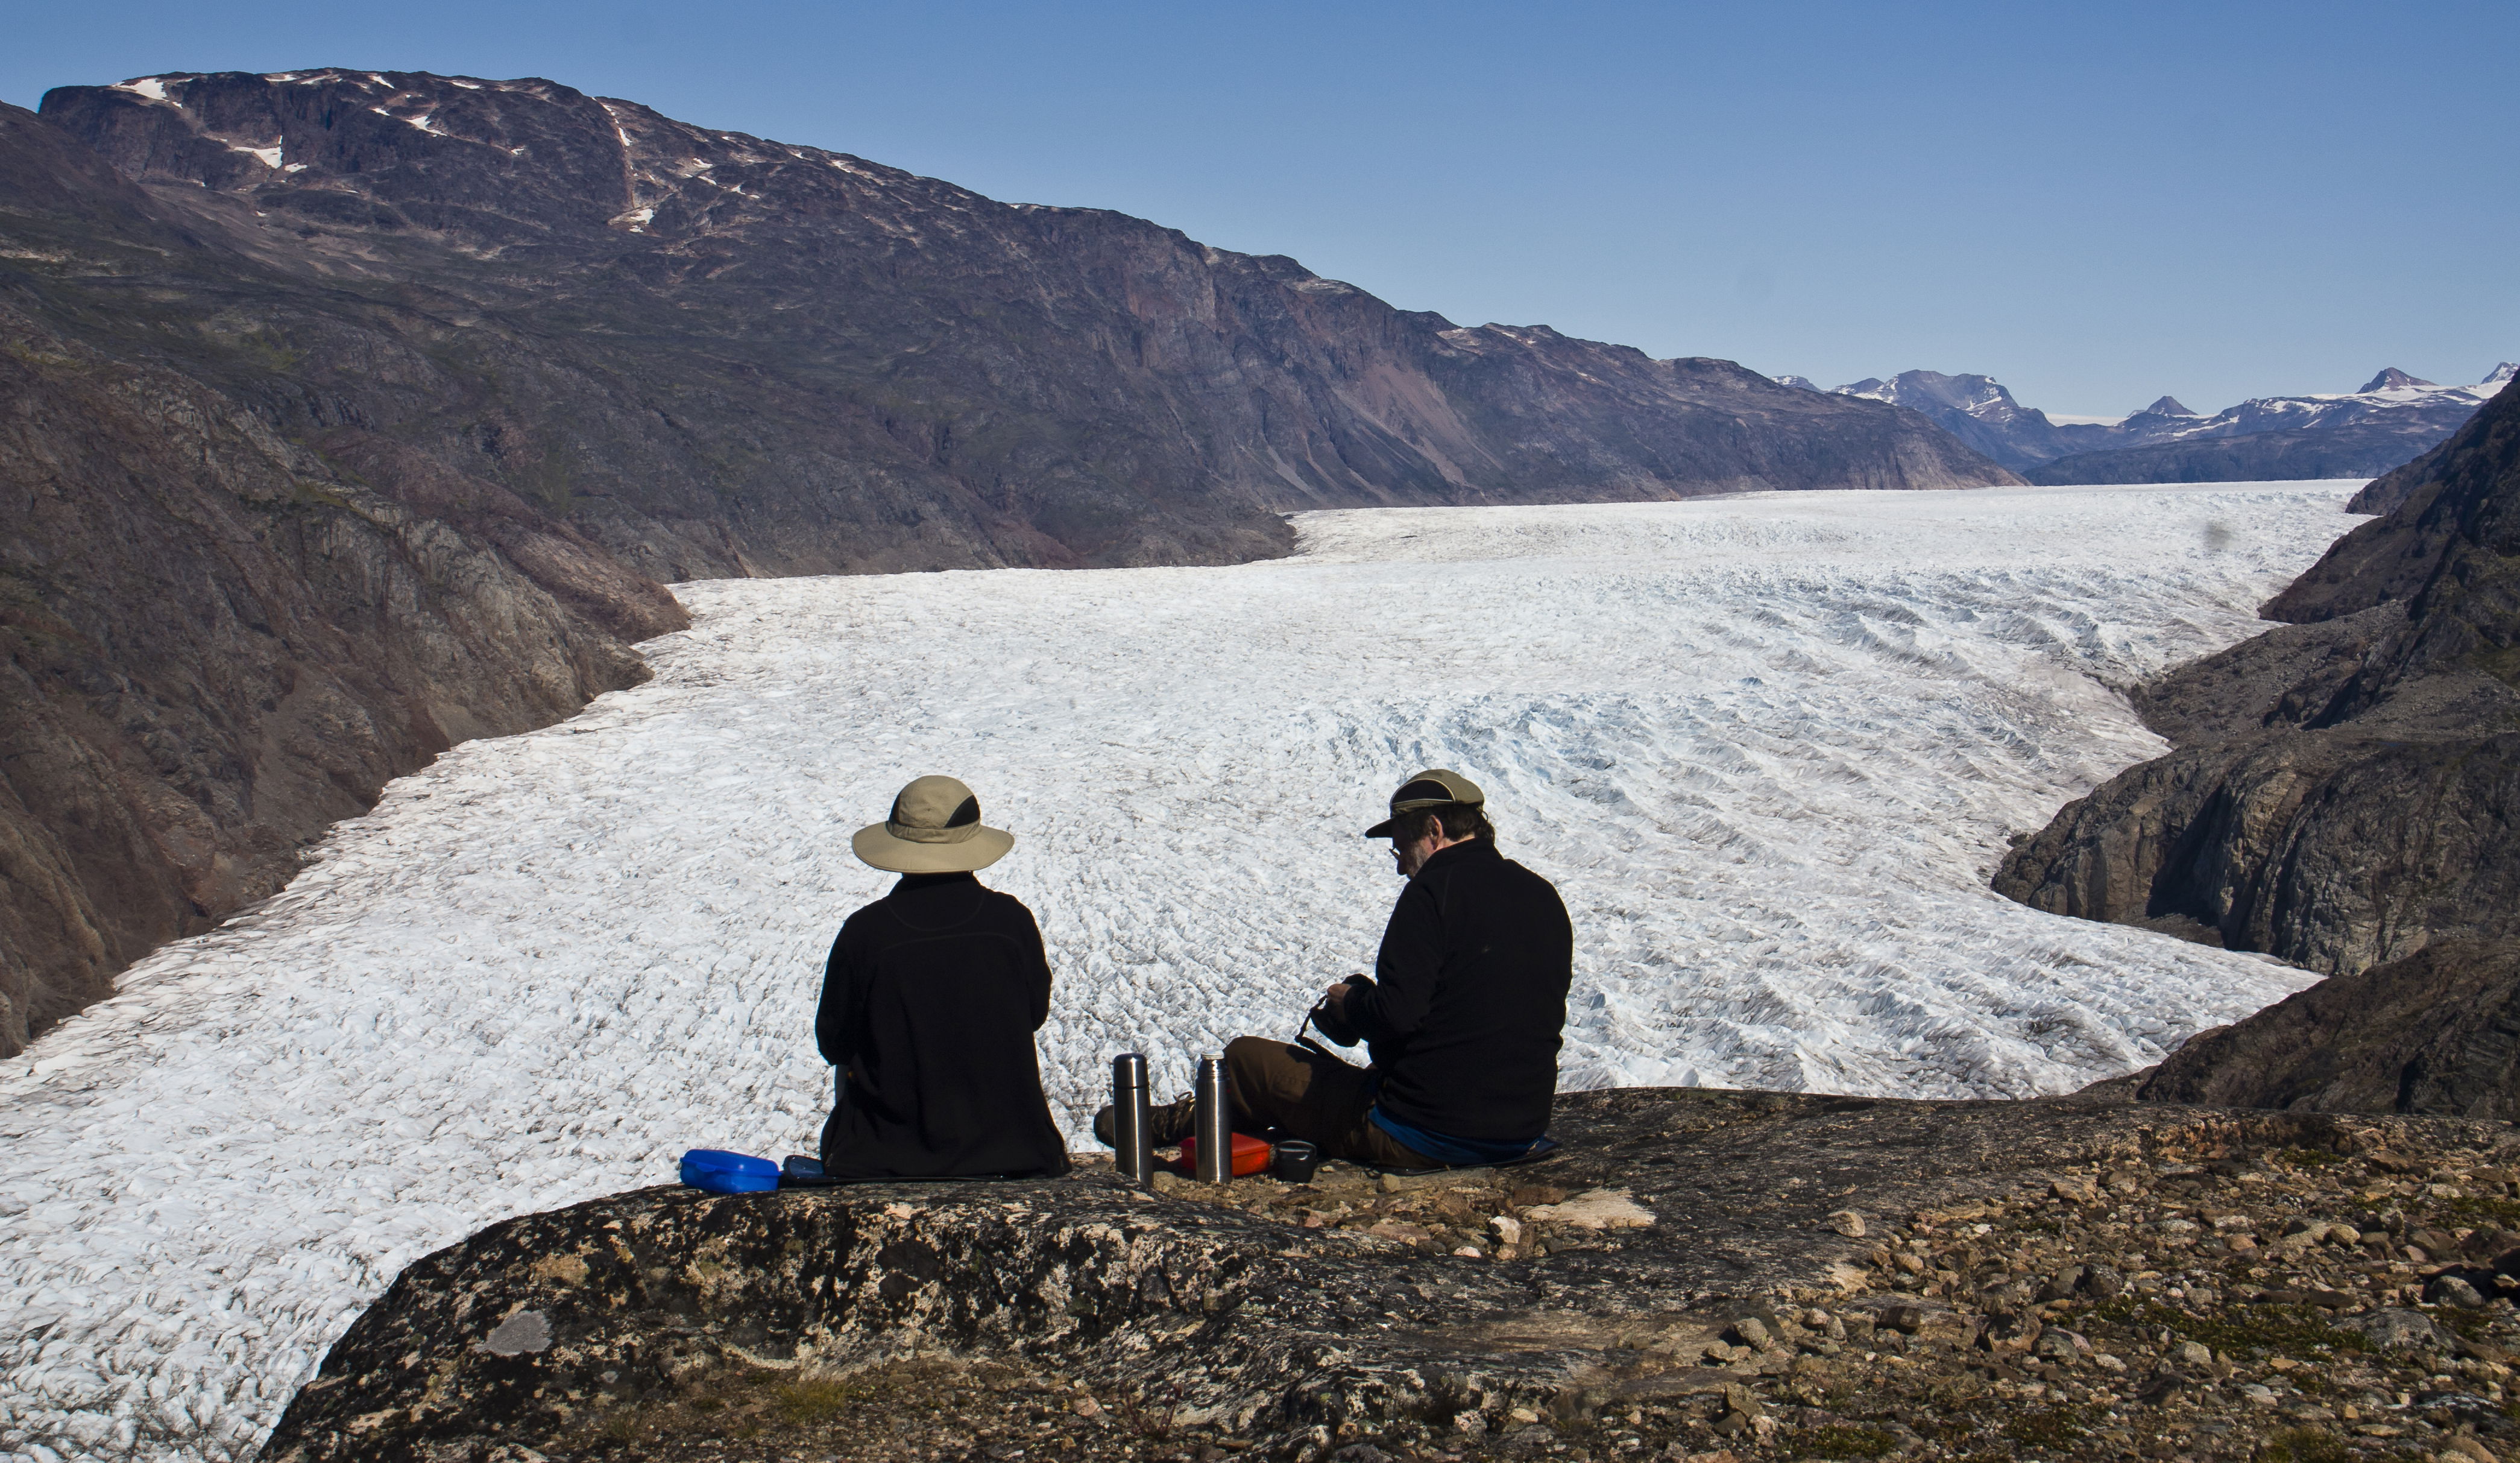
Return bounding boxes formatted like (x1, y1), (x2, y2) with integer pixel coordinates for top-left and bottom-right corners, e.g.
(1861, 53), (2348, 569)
(7, 0), (2511, 417)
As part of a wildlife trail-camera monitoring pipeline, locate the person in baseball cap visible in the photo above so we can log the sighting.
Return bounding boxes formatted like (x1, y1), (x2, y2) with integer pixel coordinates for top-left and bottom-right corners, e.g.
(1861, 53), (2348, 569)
(1099, 767), (1573, 1171)
(813, 776), (1069, 1179)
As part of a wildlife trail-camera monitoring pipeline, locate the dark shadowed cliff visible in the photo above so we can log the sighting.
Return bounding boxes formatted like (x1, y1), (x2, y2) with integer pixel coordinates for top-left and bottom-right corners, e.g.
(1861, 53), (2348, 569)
(1994, 375), (2520, 1114)
(1, 71), (2012, 1055)
(0, 104), (689, 1054)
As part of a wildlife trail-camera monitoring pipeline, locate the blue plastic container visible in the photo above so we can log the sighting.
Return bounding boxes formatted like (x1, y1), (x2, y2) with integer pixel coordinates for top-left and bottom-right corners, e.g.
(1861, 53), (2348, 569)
(679, 1148), (780, 1195)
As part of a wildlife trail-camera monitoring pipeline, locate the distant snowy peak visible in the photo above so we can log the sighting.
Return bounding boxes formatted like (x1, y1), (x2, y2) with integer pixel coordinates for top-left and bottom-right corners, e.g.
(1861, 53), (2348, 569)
(1772, 374), (1822, 392)
(1833, 370), (2034, 423)
(2145, 365), (2513, 444)
(1768, 363), (2514, 475)
(1772, 370), (2058, 471)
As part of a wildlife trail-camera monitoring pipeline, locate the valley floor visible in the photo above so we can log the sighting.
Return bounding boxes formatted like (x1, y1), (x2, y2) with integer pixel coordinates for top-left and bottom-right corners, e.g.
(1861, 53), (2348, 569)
(5, 482), (2361, 1462)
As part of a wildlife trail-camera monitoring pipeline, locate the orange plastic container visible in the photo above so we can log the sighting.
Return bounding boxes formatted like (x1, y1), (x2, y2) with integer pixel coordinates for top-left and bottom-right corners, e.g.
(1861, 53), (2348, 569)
(1177, 1131), (1273, 1179)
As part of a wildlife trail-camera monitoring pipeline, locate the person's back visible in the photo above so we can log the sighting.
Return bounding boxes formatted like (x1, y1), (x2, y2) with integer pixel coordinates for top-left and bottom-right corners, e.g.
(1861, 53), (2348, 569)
(816, 776), (1069, 1180)
(1349, 836), (1572, 1146)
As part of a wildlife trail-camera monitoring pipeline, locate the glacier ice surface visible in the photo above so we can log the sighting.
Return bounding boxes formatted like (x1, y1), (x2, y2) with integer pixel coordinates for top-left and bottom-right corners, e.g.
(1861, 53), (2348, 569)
(1, 482), (2363, 1461)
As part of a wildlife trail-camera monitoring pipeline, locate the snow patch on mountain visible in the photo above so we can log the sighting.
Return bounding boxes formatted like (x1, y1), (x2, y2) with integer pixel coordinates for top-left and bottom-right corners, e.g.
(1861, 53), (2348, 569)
(1, 484), (2364, 1462)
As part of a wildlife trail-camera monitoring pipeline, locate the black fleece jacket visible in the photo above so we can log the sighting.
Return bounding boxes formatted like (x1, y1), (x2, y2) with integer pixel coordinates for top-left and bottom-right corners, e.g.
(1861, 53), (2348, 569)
(815, 873), (1070, 1179)
(1345, 839), (1573, 1142)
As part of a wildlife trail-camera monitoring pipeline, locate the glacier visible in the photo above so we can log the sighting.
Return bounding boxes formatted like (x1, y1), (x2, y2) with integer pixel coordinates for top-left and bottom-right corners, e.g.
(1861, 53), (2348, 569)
(1, 481), (2364, 1461)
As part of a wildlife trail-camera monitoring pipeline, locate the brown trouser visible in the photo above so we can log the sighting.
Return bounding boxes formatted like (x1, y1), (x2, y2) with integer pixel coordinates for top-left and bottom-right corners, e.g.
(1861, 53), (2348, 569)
(1222, 1036), (1438, 1170)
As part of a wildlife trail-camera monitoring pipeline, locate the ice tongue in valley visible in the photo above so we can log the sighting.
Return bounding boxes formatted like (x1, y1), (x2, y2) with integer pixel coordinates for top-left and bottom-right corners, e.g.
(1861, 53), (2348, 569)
(1, 482), (2357, 1461)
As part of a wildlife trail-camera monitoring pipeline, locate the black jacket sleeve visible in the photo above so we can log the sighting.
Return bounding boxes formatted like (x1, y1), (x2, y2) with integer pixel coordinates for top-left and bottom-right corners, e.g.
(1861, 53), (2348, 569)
(1350, 877), (1445, 1042)
(1014, 903), (1053, 1030)
(815, 920), (860, 1068)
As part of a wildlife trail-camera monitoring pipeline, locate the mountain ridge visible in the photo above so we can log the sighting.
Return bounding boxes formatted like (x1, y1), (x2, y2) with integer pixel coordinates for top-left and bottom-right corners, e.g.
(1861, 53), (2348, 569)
(1788, 365), (2510, 482)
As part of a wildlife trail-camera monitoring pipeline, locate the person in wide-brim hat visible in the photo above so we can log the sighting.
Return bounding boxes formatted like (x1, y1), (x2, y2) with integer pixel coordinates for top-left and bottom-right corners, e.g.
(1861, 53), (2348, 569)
(850, 774), (1016, 873)
(814, 776), (1066, 1179)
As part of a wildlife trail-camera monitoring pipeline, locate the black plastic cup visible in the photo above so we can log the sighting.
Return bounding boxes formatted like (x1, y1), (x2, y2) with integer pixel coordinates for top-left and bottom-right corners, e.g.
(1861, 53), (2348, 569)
(1272, 1139), (1320, 1184)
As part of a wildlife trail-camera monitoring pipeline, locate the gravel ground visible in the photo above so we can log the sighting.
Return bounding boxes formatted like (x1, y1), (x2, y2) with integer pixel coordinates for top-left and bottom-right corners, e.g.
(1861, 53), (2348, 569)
(408, 1095), (2520, 1463)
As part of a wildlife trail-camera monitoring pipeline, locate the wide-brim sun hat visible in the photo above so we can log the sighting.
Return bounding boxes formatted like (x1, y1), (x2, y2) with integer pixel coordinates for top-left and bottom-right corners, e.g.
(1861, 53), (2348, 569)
(1364, 768), (1485, 838)
(852, 775), (1015, 873)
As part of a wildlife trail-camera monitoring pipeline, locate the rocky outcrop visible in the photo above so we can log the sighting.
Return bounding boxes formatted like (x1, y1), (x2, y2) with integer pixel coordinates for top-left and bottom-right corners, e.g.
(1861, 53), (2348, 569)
(258, 1087), (2520, 1462)
(1996, 375), (2520, 1113)
(2140, 940), (2520, 1115)
(0, 72), (2017, 1050)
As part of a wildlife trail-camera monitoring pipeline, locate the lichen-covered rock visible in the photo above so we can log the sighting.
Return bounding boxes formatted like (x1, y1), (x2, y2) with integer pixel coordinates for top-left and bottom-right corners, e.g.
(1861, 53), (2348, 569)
(259, 1086), (2518, 1462)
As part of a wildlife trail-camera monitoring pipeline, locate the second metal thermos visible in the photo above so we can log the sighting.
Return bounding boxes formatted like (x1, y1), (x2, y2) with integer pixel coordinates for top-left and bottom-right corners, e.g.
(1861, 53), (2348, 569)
(1193, 1054), (1232, 1183)
(1111, 1052), (1154, 1187)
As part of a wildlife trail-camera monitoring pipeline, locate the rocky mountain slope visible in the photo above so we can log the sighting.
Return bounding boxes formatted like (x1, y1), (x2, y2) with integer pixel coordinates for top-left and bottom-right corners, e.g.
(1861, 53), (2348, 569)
(0, 72), (2018, 1058)
(0, 104), (689, 1057)
(1791, 366), (2511, 482)
(38, 70), (2013, 577)
(1994, 373), (2520, 1113)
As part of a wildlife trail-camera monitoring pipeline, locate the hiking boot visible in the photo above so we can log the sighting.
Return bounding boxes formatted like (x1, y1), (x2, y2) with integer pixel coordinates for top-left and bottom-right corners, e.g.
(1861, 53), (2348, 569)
(1092, 1093), (1199, 1148)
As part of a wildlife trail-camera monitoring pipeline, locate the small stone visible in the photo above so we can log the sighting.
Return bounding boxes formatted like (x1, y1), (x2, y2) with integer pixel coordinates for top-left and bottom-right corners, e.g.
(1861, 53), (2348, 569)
(1520, 1188), (1655, 1231)
(1488, 1215), (1524, 1246)
(1506, 1406), (1540, 1424)
(1826, 1210), (1865, 1238)
(2173, 1340), (2213, 1368)
(1073, 1397), (1101, 1418)
(2428, 1275), (2489, 1309)
(481, 1310), (552, 1357)
(1729, 1317), (1772, 1350)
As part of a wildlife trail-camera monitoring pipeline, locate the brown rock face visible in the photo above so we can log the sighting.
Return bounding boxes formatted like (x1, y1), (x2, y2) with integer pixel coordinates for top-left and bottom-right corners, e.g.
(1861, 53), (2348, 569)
(1997, 375), (2520, 1113)
(1, 70), (2014, 1051)
(2140, 940), (2520, 1114)
(0, 103), (687, 1055)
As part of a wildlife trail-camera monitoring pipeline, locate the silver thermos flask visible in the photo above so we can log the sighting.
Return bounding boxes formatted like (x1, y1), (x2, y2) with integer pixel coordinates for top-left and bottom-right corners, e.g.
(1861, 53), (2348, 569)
(1111, 1052), (1154, 1187)
(1193, 1053), (1232, 1184)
